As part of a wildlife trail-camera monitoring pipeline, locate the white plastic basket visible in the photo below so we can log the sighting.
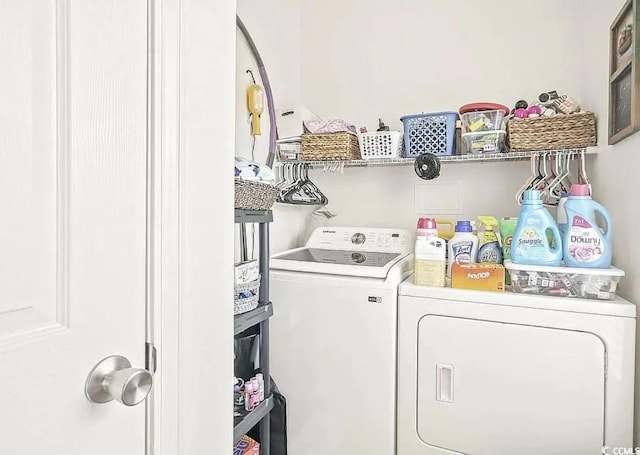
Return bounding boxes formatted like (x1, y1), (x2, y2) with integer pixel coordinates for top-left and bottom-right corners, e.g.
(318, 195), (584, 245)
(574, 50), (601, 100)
(357, 131), (403, 160)
(234, 275), (261, 315)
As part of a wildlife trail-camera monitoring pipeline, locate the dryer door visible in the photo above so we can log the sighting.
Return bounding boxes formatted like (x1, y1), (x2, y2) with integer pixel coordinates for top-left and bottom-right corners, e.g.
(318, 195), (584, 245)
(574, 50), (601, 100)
(417, 315), (605, 455)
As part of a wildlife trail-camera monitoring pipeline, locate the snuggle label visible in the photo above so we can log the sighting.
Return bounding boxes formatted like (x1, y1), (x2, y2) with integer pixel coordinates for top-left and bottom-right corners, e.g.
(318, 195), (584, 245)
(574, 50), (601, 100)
(452, 241), (473, 264)
(517, 228), (543, 249)
(568, 215), (603, 263)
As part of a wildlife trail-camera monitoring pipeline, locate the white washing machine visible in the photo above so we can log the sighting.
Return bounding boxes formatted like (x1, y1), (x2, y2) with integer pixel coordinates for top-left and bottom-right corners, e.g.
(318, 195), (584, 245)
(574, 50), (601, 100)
(270, 226), (413, 455)
(397, 282), (636, 455)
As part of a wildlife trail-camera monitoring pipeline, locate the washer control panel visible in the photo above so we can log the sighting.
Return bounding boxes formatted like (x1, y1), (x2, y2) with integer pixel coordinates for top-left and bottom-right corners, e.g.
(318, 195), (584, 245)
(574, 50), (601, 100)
(306, 227), (412, 253)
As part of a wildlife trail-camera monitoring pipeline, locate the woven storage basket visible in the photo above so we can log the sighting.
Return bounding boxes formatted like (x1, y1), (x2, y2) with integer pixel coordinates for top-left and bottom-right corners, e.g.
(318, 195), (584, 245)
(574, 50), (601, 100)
(300, 133), (361, 161)
(507, 112), (596, 151)
(234, 275), (261, 315)
(234, 179), (279, 210)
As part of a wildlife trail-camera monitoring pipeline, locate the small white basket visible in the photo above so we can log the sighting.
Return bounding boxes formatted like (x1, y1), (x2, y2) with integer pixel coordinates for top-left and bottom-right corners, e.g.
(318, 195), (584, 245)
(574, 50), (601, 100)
(357, 131), (403, 160)
(234, 275), (261, 315)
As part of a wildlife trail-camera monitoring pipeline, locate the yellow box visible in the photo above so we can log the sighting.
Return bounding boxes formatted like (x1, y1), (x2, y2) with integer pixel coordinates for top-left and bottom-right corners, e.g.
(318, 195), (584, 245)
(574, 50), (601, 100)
(451, 263), (505, 292)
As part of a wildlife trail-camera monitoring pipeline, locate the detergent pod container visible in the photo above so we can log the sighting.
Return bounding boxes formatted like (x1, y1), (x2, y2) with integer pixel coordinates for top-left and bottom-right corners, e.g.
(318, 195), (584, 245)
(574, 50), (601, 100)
(512, 190), (563, 267)
(562, 184), (613, 268)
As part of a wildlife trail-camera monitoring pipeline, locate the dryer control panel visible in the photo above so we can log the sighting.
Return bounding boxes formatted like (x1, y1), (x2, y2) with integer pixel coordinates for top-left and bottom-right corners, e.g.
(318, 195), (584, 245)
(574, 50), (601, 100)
(306, 227), (412, 253)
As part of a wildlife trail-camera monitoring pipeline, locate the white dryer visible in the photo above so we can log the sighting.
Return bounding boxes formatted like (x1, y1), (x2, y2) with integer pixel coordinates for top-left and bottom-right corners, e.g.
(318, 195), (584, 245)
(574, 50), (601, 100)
(270, 227), (413, 455)
(397, 282), (636, 455)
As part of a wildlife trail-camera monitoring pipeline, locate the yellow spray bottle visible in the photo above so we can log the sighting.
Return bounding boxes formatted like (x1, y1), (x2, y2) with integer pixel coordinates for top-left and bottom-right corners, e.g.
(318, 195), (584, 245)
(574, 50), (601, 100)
(477, 216), (503, 264)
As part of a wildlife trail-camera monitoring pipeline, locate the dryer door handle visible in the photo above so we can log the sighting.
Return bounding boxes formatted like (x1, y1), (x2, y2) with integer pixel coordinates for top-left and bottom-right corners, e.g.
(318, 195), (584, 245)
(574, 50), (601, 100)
(436, 364), (454, 403)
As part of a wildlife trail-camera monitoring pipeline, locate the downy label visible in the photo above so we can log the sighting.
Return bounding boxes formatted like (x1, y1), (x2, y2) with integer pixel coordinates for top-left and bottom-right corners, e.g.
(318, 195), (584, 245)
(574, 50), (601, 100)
(567, 215), (603, 263)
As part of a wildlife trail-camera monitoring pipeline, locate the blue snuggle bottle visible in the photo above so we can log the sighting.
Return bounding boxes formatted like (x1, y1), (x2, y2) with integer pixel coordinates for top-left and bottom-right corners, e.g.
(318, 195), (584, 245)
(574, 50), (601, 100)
(511, 190), (563, 266)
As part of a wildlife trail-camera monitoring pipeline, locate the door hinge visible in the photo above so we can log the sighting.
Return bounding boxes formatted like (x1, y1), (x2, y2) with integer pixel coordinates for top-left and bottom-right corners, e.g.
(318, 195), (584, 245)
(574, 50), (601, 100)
(604, 351), (608, 380)
(146, 342), (157, 374)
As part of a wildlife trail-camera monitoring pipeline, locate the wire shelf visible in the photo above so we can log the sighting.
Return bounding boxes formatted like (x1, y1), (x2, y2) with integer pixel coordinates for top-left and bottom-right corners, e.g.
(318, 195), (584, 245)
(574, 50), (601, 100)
(281, 148), (589, 169)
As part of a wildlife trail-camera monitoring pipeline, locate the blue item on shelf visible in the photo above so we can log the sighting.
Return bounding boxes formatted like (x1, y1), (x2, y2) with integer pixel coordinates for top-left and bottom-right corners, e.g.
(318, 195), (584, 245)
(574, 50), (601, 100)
(512, 190), (563, 267)
(400, 111), (458, 157)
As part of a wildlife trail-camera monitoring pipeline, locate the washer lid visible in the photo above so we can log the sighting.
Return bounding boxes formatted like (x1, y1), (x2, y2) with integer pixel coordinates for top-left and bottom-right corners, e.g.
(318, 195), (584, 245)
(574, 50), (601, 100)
(272, 248), (408, 278)
(271, 226), (413, 278)
(399, 280), (636, 317)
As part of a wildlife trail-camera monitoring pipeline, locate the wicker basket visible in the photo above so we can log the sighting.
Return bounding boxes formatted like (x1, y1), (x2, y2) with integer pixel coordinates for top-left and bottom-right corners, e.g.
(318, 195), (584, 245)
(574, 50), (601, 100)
(300, 133), (361, 161)
(234, 179), (279, 210)
(506, 112), (596, 151)
(234, 275), (261, 315)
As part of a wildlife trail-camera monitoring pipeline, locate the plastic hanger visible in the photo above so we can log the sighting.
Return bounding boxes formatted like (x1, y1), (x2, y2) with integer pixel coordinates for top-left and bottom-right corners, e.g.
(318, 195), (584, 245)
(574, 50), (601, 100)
(547, 153), (570, 205)
(279, 164), (328, 205)
(578, 150), (592, 193)
(516, 154), (539, 205)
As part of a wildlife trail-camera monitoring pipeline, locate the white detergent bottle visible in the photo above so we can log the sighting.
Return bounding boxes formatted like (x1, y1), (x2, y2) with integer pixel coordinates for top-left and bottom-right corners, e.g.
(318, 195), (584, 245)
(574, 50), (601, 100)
(414, 218), (446, 287)
(562, 184), (613, 268)
(447, 221), (479, 277)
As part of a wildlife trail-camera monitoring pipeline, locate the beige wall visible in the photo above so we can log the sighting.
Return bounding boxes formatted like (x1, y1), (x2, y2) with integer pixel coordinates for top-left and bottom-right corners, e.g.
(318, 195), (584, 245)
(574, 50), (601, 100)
(235, 0), (640, 438)
(579, 0), (640, 442)
(299, 0), (583, 236)
(235, 0), (312, 254)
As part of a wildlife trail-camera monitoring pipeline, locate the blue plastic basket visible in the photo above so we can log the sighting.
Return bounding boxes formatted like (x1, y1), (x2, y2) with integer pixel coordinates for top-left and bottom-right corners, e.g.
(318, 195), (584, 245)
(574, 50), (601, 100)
(400, 111), (459, 157)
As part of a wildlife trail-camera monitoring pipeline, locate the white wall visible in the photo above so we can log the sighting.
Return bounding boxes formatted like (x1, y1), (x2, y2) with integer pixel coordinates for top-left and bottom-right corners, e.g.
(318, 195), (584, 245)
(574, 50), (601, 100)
(234, 0), (640, 443)
(297, 0), (584, 236)
(234, 0), (640, 442)
(579, 0), (640, 442)
(235, 0), (311, 254)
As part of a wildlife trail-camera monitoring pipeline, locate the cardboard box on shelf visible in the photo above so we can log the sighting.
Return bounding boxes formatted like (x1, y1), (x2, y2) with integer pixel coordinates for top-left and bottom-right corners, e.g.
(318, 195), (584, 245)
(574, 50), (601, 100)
(452, 263), (505, 292)
(233, 436), (260, 455)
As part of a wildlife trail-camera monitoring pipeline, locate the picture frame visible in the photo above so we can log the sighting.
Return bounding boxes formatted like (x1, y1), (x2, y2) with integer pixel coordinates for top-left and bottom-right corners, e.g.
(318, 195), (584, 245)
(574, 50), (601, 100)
(609, 0), (640, 144)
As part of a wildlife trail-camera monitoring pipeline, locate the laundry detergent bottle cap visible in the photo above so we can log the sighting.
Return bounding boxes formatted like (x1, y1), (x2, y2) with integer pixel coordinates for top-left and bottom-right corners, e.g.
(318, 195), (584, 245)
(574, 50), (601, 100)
(511, 189), (563, 266)
(416, 217), (438, 238)
(417, 218), (437, 230)
(455, 221), (473, 233)
(523, 189), (543, 205)
(570, 184), (590, 197)
(562, 185), (612, 268)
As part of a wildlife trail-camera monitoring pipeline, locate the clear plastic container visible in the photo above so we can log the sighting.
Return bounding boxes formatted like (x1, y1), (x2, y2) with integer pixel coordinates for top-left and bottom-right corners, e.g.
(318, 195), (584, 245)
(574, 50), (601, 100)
(460, 110), (506, 134)
(461, 130), (506, 154)
(504, 261), (625, 301)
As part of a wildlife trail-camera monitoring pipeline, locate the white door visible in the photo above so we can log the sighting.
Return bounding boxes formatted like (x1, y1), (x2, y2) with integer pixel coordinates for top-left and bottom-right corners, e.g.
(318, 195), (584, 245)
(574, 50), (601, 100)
(0, 1), (149, 452)
(417, 316), (606, 455)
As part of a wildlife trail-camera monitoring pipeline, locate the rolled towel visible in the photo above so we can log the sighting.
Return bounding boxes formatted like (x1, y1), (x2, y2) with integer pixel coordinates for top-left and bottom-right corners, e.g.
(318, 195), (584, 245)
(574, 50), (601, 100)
(234, 157), (276, 184)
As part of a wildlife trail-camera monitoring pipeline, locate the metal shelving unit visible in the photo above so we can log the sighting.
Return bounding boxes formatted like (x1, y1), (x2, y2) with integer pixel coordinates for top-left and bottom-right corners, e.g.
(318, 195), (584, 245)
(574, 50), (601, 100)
(234, 209), (273, 455)
(234, 303), (273, 336)
(296, 148), (588, 169)
(233, 397), (275, 445)
(235, 209), (274, 224)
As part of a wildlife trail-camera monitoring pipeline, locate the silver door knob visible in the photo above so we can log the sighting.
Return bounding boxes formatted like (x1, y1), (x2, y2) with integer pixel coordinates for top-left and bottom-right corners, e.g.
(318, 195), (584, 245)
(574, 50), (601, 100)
(85, 355), (153, 406)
